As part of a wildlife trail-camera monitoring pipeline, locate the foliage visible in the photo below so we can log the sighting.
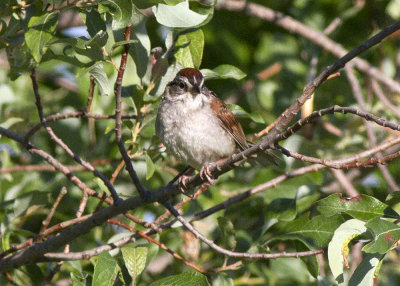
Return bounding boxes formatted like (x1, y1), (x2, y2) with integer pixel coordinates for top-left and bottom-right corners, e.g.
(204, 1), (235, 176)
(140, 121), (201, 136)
(1, 0), (400, 285)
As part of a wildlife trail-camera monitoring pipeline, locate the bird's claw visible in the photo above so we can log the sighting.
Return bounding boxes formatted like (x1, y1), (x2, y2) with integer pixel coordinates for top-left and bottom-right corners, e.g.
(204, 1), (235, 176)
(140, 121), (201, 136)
(200, 163), (217, 185)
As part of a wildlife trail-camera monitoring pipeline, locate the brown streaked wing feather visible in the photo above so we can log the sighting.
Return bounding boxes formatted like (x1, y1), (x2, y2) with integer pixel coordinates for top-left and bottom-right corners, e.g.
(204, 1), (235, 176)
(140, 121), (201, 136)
(210, 93), (248, 150)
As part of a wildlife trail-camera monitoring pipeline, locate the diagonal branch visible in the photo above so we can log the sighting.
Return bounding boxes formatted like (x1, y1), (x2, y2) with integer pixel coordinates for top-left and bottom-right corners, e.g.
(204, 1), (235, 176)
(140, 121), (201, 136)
(217, 0), (400, 93)
(179, 19), (400, 192)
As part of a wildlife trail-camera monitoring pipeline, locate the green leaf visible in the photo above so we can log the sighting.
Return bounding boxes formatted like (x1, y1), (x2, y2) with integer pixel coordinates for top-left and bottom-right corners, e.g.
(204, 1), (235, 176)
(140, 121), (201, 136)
(174, 29), (204, 69)
(134, 0), (166, 9)
(121, 245), (148, 280)
(13, 190), (49, 217)
(149, 271), (210, 286)
(85, 9), (107, 37)
(71, 268), (86, 286)
(328, 219), (367, 285)
(92, 251), (120, 286)
(99, 0), (133, 29)
(385, 191), (400, 207)
(145, 154), (155, 180)
(87, 64), (113, 96)
(265, 197), (297, 222)
(25, 11), (59, 62)
(348, 253), (382, 286)
(201, 65), (246, 80)
(86, 30), (109, 48)
(129, 17), (151, 79)
(294, 240), (319, 278)
(363, 218), (400, 254)
(153, 2), (209, 28)
(276, 214), (344, 249)
(0, 117), (23, 129)
(217, 217), (236, 250)
(227, 104), (265, 124)
(317, 193), (400, 220)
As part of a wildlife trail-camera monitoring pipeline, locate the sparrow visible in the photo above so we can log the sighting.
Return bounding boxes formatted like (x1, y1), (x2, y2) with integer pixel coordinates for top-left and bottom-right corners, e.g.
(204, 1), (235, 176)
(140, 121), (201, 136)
(156, 68), (276, 186)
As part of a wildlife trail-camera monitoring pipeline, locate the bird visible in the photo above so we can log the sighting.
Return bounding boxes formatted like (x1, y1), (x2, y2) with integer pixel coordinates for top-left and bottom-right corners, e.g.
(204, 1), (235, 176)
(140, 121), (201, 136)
(156, 68), (276, 187)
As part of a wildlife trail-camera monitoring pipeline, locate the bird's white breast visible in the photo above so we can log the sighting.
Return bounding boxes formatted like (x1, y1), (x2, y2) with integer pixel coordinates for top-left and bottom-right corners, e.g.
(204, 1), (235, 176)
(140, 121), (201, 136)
(156, 95), (236, 169)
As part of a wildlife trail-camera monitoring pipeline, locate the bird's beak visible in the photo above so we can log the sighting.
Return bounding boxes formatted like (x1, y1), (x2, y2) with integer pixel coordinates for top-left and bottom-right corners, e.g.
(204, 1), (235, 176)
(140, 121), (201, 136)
(193, 84), (201, 94)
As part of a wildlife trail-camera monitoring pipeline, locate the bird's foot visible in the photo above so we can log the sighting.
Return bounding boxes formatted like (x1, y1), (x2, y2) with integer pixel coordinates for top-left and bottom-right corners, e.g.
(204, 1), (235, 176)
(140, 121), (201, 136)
(200, 162), (217, 185)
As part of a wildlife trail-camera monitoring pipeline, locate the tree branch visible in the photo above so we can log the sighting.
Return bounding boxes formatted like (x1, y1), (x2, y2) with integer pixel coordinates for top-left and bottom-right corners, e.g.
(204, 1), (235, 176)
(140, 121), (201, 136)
(164, 203), (324, 259)
(217, 0), (400, 93)
(114, 25), (147, 198)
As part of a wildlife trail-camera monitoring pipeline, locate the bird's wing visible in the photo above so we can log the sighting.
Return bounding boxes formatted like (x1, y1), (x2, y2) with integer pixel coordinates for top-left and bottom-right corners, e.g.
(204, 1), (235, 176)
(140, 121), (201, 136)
(209, 92), (248, 150)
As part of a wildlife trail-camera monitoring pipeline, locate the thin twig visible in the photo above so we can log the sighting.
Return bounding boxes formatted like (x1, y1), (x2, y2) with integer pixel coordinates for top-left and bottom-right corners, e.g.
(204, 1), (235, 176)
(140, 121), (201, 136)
(0, 159), (112, 174)
(86, 76), (95, 113)
(108, 219), (206, 273)
(39, 187), (68, 239)
(30, 70), (121, 203)
(371, 79), (400, 119)
(217, 1), (400, 93)
(24, 111), (136, 141)
(192, 137), (400, 221)
(164, 203), (324, 259)
(345, 65), (399, 191)
(114, 25), (147, 198)
(330, 169), (359, 197)
(180, 21), (400, 190)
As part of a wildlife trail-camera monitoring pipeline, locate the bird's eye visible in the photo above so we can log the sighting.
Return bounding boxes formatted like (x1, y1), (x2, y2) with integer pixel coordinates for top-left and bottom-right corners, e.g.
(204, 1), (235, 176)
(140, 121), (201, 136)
(178, 82), (186, 89)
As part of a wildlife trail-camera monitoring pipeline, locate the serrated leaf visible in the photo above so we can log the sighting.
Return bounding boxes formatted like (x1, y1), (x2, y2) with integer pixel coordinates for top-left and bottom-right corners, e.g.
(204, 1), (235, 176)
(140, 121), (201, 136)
(348, 253), (382, 286)
(149, 271), (210, 286)
(25, 12), (59, 62)
(145, 154), (155, 180)
(317, 194), (400, 220)
(99, 0), (133, 29)
(217, 217), (236, 250)
(328, 219), (367, 285)
(201, 65), (246, 80)
(227, 104), (264, 124)
(153, 2), (209, 28)
(87, 64), (113, 96)
(174, 29), (204, 69)
(121, 245), (148, 280)
(363, 218), (400, 254)
(277, 214), (344, 249)
(92, 251), (119, 286)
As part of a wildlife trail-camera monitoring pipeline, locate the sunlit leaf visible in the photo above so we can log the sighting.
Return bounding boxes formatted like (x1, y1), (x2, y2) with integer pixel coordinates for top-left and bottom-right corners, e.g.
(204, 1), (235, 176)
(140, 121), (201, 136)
(348, 253), (382, 286)
(121, 245), (148, 280)
(317, 194), (400, 220)
(363, 218), (400, 254)
(25, 11), (59, 62)
(149, 271), (210, 286)
(99, 0), (133, 29)
(92, 251), (120, 286)
(153, 2), (209, 28)
(276, 214), (344, 249)
(201, 65), (246, 80)
(328, 219), (367, 285)
(174, 29), (204, 69)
